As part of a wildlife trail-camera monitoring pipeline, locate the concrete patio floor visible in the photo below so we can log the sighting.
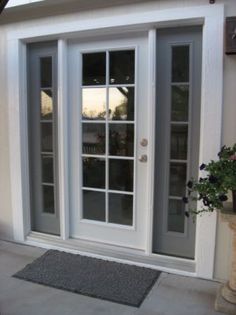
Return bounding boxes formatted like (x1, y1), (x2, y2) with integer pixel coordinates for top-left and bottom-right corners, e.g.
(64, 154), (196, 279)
(0, 240), (225, 315)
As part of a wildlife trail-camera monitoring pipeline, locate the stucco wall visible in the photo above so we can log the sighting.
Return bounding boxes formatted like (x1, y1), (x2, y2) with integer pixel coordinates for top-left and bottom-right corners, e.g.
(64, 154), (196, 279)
(214, 0), (236, 282)
(0, 0), (235, 280)
(0, 26), (13, 240)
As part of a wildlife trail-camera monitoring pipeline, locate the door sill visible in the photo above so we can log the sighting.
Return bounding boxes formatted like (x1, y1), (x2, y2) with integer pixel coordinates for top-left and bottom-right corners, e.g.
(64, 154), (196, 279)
(24, 232), (196, 276)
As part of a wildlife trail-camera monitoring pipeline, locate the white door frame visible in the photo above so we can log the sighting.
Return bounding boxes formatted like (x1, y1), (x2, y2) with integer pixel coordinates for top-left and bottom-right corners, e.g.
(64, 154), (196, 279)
(6, 3), (224, 279)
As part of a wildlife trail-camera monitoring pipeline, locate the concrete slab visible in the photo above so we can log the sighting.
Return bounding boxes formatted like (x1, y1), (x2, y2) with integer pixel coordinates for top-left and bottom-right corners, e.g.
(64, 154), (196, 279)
(136, 273), (226, 315)
(0, 241), (134, 315)
(0, 241), (227, 315)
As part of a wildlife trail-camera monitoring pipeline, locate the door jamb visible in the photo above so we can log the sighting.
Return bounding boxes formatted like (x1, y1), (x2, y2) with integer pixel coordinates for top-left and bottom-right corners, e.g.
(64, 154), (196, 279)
(57, 39), (70, 240)
(146, 29), (156, 255)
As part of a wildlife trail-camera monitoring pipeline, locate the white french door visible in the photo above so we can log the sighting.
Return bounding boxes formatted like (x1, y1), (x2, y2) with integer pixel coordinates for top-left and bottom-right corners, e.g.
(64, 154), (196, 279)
(68, 34), (149, 249)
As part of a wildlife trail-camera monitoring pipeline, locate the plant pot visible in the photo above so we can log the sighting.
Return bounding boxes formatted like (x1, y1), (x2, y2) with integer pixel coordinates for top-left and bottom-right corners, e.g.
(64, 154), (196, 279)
(233, 190), (236, 213)
(215, 211), (236, 313)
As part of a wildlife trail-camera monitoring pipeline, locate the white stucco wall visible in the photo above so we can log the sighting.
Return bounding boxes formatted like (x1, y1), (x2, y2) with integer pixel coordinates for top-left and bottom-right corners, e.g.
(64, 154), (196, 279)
(213, 1), (236, 281)
(0, 26), (13, 241)
(0, 0), (235, 280)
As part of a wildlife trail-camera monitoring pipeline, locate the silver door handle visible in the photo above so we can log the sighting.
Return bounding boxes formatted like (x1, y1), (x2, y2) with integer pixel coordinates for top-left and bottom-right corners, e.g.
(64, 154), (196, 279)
(139, 155), (148, 162)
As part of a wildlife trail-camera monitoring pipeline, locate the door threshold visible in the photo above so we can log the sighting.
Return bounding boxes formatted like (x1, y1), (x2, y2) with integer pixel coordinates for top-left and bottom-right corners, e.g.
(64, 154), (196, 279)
(25, 232), (196, 277)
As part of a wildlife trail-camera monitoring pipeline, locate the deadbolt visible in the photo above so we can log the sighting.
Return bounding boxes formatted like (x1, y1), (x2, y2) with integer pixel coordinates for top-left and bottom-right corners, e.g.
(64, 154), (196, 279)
(140, 138), (148, 147)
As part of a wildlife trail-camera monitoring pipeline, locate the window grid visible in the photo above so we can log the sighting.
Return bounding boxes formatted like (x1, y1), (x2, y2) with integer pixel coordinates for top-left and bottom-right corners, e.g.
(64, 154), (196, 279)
(40, 56), (55, 215)
(167, 44), (191, 234)
(81, 49), (135, 226)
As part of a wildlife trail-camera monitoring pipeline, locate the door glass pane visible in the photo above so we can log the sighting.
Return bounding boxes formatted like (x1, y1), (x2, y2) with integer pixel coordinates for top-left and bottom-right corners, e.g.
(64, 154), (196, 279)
(109, 124), (134, 156)
(172, 46), (189, 82)
(81, 49), (135, 225)
(168, 199), (185, 233)
(40, 57), (52, 88)
(109, 159), (133, 192)
(169, 163), (187, 196)
(41, 89), (53, 120)
(109, 193), (133, 225)
(170, 125), (188, 160)
(83, 157), (105, 189)
(83, 190), (105, 221)
(82, 123), (105, 155)
(82, 88), (106, 120)
(42, 155), (54, 183)
(41, 123), (53, 152)
(109, 50), (135, 84)
(42, 185), (55, 214)
(82, 52), (106, 86)
(171, 85), (189, 122)
(109, 87), (134, 121)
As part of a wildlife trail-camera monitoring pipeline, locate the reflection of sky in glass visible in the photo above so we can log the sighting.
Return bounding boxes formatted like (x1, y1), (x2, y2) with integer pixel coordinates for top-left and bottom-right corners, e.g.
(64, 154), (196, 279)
(82, 88), (106, 120)
(82, 87), (132, 120)
(82, 87), (134, 121)
(41, 90), (53, 119)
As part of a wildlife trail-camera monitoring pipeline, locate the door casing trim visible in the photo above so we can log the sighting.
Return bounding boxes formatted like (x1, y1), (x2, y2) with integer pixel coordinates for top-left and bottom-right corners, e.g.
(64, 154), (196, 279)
(6, 3), (224, 279)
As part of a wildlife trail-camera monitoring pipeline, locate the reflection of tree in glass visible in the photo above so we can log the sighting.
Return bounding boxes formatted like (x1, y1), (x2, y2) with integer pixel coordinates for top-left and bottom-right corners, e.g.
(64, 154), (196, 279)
(82, 124), (105, 154)
(172, 46), (189, 83)
(109, 125), (133, 156)
(171, 85), (189, 121)
(83, 157), (105, 188)
(112, 87), (134, 121)
(110, 130), (122, 155)
(82, 106), (106, 120)
(96, 132), (106, 153)
(110, 159), (133, 192)
(83, 132), (105, 154)
(109, 50), (134, 84)
(41, 89), (53, 120)
(97, 110), (106, 119)
(112, 103), (126, 120)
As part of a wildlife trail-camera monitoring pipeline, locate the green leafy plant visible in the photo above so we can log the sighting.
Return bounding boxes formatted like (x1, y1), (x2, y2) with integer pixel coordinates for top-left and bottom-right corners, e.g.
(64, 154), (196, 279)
(183, 144), (236, 216)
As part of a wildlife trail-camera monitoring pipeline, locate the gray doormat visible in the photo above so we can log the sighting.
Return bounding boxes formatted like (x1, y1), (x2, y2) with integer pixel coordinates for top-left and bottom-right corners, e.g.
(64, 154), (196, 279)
(13, 250), (160, 307)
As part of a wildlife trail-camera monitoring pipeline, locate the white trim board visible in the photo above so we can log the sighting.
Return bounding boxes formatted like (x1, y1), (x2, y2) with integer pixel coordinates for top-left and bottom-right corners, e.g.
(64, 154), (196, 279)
(7, 3), (224, 279)
(57, 39), (70, 240)
(6, 5), (221, 41)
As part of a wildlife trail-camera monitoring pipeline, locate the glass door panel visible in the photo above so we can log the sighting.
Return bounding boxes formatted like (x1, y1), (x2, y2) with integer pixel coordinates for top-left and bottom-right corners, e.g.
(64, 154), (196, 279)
(81, 50), (135, 226)
(69, 35), (148, 249)
(82, 88), (106, 120)
(109, 87), (134, 121)
(168, 45), (190, 234)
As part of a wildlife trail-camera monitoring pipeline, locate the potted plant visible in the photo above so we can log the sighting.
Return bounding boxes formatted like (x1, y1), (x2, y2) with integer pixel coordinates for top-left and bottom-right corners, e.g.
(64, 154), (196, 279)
(183, 144), (236, 216)
(183, 144), (236, 312)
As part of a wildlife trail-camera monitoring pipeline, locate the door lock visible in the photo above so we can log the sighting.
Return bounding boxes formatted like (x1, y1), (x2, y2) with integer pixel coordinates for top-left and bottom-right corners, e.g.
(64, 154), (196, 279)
(138, 154), (148, 163)
(140, 138), (148, 147)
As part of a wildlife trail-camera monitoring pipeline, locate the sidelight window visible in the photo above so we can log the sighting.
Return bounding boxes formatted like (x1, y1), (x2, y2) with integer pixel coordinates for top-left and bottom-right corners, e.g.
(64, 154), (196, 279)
(167, 45), (190, 234)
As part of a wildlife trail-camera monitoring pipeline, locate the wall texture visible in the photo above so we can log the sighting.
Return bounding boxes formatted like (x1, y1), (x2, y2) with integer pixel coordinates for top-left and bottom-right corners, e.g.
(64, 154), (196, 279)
(0, 0), (235, 281)
(0, 26), (13, 241)
(214, 0), (236, 282)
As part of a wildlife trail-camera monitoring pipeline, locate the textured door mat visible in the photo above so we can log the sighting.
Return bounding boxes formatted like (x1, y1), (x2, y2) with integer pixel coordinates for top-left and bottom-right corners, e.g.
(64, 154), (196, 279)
(13, 250), (160, 307)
